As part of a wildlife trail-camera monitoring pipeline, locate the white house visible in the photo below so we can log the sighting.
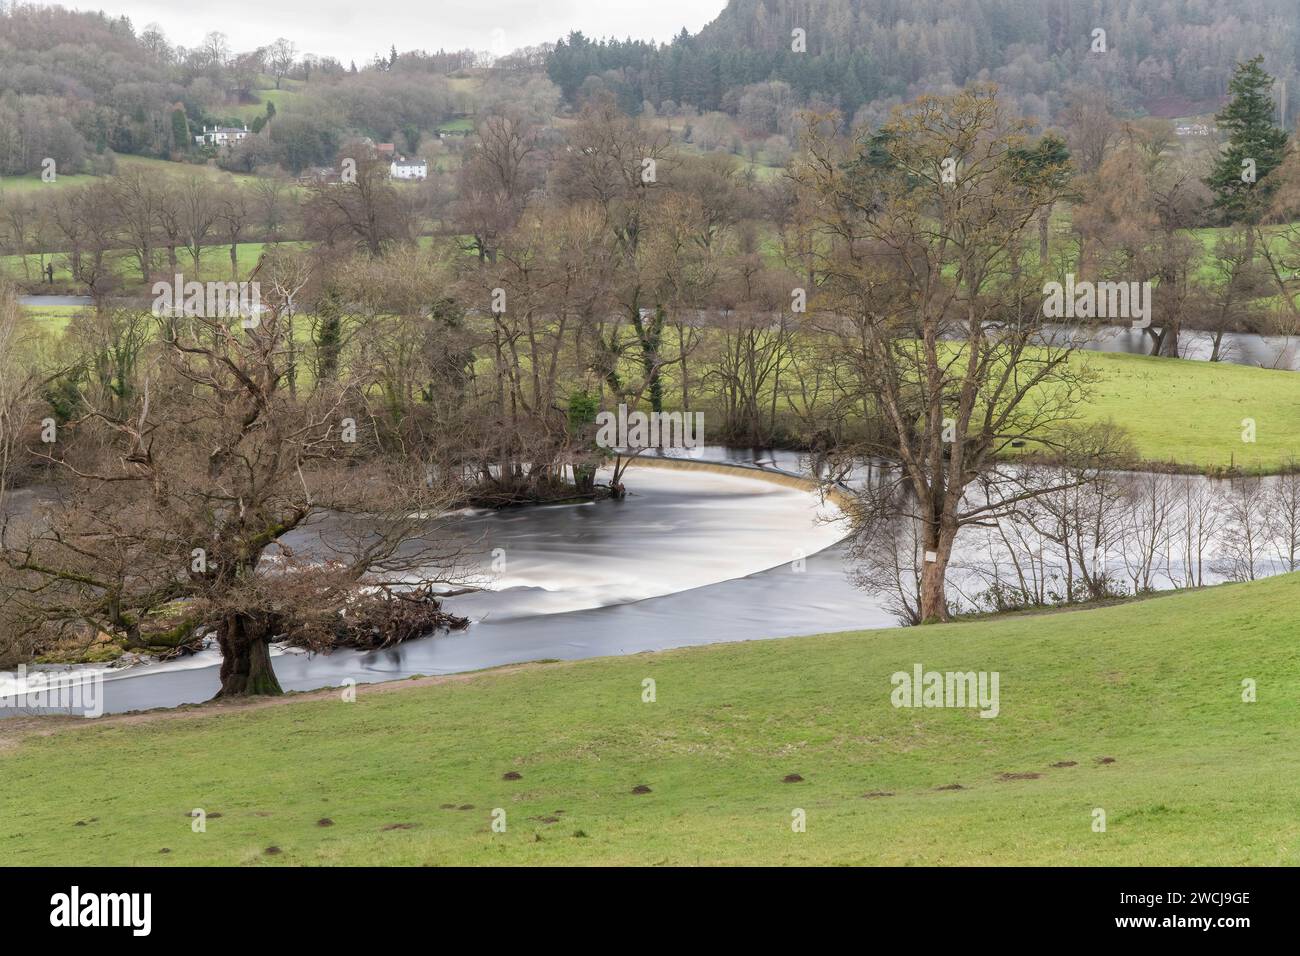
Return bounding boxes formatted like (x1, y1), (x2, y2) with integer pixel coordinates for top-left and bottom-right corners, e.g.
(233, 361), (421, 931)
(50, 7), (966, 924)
(195, 125), (250, 148)
(389, 157), (428, 180)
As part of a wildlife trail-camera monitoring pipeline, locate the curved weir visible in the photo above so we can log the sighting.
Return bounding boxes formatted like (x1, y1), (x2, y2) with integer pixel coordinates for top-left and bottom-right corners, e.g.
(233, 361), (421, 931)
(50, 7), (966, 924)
(6, 457), (875, 715)
(5, 449), (1293, 716)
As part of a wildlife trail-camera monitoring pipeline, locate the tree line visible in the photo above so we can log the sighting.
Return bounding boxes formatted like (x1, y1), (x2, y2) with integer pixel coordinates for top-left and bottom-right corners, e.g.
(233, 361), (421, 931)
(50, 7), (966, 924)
(0, 4), (481, 176)
(549, 0), (1300, 129)
(1, 71), (1297, 692)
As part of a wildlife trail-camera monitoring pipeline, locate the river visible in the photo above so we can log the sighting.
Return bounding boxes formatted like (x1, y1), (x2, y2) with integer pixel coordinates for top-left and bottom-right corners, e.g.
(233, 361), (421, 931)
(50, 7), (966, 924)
(2, 446), (1289, 716)
(1, 457), (883, 714)
(21, 295), (1300, 370)
(8, 295), (1300, 715)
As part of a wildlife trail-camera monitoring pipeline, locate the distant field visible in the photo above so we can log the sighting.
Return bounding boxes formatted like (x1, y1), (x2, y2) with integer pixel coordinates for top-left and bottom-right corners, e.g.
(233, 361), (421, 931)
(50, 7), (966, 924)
(15, 289), (1300, 474)
(436, 117), (475, 133)
(445, 76), (480, 96)
(227, 86), (303, 122)
(0, 171), (98, 193)
(116, 155), (261, 188)
(645, 343), (1300, 474)
(21, 304), (81, 334)
(0, 155), (260, 198)
(1068, 351), (1300, 472)
(3, 240), (306, 288)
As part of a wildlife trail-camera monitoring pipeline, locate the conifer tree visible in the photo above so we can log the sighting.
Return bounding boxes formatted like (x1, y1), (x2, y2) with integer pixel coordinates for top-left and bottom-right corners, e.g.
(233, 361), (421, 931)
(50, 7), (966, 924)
(1206, 55), (1289, 231)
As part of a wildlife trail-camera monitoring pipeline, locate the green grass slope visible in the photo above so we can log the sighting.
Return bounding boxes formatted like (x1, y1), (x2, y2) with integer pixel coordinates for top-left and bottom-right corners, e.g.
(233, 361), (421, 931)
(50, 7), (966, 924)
(1072, 351), (1300, 472)
(2, 571), (1297, 866)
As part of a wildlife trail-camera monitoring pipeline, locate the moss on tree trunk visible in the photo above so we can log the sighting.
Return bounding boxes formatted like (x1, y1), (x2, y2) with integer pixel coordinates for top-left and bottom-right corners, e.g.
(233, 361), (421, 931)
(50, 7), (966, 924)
(216, 613), (283, 697)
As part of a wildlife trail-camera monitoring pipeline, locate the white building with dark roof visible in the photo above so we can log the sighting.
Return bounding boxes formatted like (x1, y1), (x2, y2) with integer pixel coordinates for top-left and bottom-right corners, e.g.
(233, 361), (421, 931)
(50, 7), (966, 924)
(389, 157), (428, 180)
(195, 125), (250, 148)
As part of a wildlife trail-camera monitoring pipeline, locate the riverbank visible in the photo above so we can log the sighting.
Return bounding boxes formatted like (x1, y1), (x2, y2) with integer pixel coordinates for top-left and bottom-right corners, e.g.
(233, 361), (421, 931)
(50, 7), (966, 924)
(711, 350), (1300, 476)
(16, 291), (1300, 474)
(1064, 351), (1300, 474)
(2, 461), (855, 688)
(2, 569), (1295, 865)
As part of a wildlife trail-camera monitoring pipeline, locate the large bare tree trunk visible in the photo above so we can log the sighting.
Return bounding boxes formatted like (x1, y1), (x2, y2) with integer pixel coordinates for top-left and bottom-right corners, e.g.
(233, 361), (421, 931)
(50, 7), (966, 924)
(919, 560), (950, 622)
(216, 613), (283, 697)
(919, 524), (955, 622)
(1163, 325), (1180, 357)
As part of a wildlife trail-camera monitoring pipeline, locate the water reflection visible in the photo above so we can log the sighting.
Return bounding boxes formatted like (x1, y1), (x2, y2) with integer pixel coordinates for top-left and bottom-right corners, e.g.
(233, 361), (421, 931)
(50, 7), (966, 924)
(4, 450), (1292, 715)
(21, 296), (1300, 370)
(12, 461), (862, 714)
(1041, 323), (1300, 370)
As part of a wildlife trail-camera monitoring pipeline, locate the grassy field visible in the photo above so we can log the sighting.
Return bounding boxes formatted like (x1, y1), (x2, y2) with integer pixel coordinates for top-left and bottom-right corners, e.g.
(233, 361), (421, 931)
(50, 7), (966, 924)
(228, 86), (303, 122)
(4, 239), (305, 288)
(651, 345), (1300, 473)
(0, 155), (260, 197)
(20, 304), (82, 334)
(1, 570), (1297, 866)
(1069, 351), (1300, 472)
(14, 283), (1300, 473)
(0, 171), (100, 194)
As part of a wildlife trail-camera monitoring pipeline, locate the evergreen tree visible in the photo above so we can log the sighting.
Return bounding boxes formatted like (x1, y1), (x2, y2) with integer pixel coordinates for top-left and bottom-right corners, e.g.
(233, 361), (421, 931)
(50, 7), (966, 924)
(1206, 56), (1289, 227)
(170, 106), (190, 152)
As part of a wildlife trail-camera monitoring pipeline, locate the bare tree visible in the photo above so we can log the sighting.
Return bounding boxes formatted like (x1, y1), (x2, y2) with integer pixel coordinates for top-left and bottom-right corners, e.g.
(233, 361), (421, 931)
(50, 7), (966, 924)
(1195, 227), (1266, 363)
(706, 258), (796, 445)
(552, 96), (675, 410)
(1215, 477), (1269, 582)
(1175, 475), (1222, 588)
(1266, 464), (1300, 572)
(795, 88), (1103, 622)
(0, 284), (41, 510)
(1, 257), (470, 696)
(267, 37), (297, 90)
(304, 152), (412, 257)
(1062, 87), (1118, 175)
(215, 183), (253, 280)
(848, 482), (926, 625)
(1012, 431), (1134, 603)
(178, 176), (219, 276)
(453, 113), (540, 263)
(1118, 471), (1177, 594)
(109, 166), (164, 283)
(1, 194), (35, 281)
(253, 175), (294, 245)
(53, 183), (118, 296)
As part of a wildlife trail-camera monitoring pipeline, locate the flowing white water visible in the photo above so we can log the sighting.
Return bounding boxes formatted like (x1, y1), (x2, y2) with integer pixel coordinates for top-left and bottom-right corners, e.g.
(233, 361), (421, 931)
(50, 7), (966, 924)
(1, 461), (858, 713)
(3, 449), (1290, 716)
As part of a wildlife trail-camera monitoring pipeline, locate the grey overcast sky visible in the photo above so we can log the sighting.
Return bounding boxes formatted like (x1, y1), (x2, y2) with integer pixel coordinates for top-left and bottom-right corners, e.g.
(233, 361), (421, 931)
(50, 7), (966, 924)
(94, 1), (727, 63)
